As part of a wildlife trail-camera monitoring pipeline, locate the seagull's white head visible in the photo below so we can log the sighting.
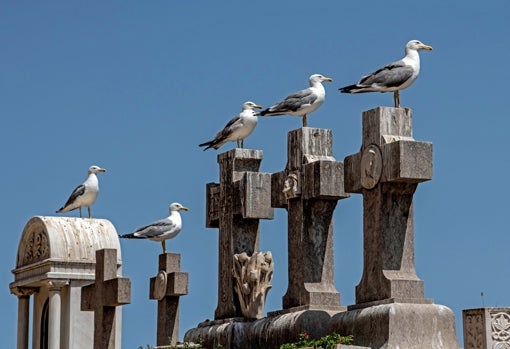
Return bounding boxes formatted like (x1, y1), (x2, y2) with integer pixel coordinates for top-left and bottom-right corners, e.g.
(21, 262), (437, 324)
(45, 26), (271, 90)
(242, 101), (263, 111)
(169, 202), (189, 213)
(406, 40), (433, 52)
(309, 74), (333, 86)
(88, 165), (107, 175)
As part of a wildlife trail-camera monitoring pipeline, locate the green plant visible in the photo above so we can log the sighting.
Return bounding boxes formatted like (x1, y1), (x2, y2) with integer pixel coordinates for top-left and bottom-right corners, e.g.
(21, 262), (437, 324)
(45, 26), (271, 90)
(279, 332), (354, 349)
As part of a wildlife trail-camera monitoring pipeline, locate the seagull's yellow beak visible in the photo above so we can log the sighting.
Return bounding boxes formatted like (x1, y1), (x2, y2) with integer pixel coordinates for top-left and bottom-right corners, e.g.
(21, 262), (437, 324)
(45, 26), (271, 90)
(180, 206), (189, 211)
(98, 168), (107, 172)
(253, 104), (262, 109)
(323, 76), (333, 82)
(420, 44), (433, 51)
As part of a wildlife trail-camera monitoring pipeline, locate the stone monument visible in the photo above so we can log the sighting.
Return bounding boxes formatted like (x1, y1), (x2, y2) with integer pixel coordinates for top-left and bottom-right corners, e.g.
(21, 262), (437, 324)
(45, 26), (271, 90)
(329, 107), (460, 348)
(185, 128), (349, 349)
(9, 216), (125, 349)
(149, 253), (189, 346)
(463, 307), (510, 349)
(81, 248), (131, 349)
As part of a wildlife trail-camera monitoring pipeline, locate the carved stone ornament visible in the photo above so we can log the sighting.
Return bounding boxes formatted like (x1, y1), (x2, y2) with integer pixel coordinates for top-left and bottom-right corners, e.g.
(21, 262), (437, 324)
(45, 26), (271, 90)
(232, 251), (274, 319)
(464, 312), (485, 348)
(491, 311), (510, 346)
(360, 144), (383, 190)
(153, 270), (168, 301)
(283, 173), (299, 199)
(18, 230), (50, 267)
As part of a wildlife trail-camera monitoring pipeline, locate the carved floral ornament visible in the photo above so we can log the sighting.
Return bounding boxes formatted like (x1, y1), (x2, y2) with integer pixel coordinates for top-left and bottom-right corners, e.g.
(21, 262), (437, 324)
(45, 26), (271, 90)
(232, 251), (274, 319)
(492, 311), (510, 346)
(17, 229), (50, 268)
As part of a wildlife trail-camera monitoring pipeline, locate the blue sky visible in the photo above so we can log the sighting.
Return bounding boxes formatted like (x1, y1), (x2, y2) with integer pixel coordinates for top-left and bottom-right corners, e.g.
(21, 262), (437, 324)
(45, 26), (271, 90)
(1, 1), (509, 348)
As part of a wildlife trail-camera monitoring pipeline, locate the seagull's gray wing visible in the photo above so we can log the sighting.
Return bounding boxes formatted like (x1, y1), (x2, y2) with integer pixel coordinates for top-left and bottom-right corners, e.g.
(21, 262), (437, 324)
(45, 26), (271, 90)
(359, 60), (414, 88)
(270, 88), (317, 113)
(63, 184), (86, 207)
(215, 115), (243, 139)
(133, 218), (177, 238)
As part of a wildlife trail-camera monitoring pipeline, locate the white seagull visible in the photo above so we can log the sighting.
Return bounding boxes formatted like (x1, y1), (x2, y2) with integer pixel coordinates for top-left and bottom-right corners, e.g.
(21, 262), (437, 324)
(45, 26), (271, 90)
(56, 165), (107, 218)
(199, 101), (262, 150)
(339, 40), (433, 108)
(260, 74), (333, 127)
(119, 202), (189, 253)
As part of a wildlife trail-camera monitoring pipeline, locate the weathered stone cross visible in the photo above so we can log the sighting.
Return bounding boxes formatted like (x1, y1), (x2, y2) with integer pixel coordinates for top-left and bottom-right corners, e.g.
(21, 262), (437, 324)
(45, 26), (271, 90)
(149, 253), (188, 346)
(271, 127), (349, 310)
(81, 248), (131, 349)
(206, 148), (274, 319)
(344, 107), (433, 305)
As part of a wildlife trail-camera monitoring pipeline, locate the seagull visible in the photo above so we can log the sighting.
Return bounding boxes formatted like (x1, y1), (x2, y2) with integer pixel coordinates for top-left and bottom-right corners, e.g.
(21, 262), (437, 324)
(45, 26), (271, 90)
(199, 101), (262, 150)
(339, 40), (433, 108)
(119, 202), (189, 253)
(56, 165), (107, 218)
(260, 74), (333, 127)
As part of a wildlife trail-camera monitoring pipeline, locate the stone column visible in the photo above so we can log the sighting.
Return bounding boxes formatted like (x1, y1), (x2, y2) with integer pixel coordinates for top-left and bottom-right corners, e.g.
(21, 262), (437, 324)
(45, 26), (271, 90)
(205, 149), (274, 319)
(271, 127), (348, 309)
(47, 280), (69, 349)
(11, 287), (37, 349)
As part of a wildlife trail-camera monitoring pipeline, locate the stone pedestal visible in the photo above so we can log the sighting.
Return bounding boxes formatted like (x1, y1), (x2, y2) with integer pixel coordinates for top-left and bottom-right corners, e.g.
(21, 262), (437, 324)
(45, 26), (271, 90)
(463, 307), (510, 349)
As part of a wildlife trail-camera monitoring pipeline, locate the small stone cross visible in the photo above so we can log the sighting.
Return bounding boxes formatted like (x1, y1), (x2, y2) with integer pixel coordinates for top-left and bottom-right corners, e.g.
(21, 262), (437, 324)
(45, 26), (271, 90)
(81, 248), (131, 349)
(149, 253), (188, 346)
(271, 127), (349, 310)
(344, 107), (432, 305)
(206, 148), (274, 319)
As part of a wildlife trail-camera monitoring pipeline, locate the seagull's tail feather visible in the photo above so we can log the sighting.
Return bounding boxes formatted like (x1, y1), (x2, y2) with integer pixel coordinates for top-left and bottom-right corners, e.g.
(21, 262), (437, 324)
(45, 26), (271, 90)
(339, 84), (360, 93)
(199, 138), (225, 151)
(118, 233), (145, 239)
(260, 108), (283, 117)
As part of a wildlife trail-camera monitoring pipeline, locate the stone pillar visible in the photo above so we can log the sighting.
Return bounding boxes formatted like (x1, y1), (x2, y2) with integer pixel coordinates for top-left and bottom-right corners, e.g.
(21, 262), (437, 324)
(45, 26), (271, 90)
(330, 107), (460, 349)
(463, 307), (510, 349)
(81, 248), (131, 349)
(149, 253), (189, 346)
(11, 287), (37, 349)
(271, 127), (348, 309)
(47, 280), (69, 349)
(205, 148), (274, 319)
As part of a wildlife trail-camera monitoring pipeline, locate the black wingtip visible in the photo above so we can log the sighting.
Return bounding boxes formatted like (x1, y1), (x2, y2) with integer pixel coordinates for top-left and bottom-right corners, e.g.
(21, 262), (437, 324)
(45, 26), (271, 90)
(339, 84), (357, 93)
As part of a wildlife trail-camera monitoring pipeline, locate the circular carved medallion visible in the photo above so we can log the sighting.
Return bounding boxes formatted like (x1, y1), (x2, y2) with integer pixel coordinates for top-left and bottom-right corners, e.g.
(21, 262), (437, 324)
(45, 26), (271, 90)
(153, 270), (168, 300)
(361, 145), (383, 189)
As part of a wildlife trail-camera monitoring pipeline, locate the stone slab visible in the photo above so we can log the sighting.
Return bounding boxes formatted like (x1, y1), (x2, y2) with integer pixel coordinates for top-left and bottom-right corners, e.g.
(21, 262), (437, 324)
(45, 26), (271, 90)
(329, 302), (460, 349)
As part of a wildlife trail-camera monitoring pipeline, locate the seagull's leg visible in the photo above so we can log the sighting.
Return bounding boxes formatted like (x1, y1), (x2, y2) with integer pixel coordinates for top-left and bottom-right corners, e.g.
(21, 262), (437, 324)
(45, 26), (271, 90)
(237, 140), (241, 148)
(394, 91), (401, 108)
(79, 207), (82, 218)
(162, 241), (167, 254)
(240, 139), (244, 148)
(88, 206), (91, 219)
(302, 115), (308, 127)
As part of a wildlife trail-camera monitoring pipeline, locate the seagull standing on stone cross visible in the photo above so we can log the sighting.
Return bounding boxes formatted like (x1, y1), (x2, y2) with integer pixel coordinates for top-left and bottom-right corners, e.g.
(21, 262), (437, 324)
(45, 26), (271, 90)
(199, 101), (262, 150)
(260, 73), (333, 127)
(119, 203), (189, 254)
(339, 40), (433, 108)
(56, 165), (107, 218)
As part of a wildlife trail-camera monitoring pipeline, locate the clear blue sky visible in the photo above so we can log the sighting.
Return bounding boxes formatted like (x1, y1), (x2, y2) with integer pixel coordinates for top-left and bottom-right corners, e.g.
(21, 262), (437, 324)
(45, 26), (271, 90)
(1, 1), (508, 348)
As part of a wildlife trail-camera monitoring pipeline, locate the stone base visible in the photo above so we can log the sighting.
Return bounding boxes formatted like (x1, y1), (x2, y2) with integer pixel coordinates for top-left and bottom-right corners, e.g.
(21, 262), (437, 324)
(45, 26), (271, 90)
(329, 302), (460, 349)
(184, 308), (344, 349)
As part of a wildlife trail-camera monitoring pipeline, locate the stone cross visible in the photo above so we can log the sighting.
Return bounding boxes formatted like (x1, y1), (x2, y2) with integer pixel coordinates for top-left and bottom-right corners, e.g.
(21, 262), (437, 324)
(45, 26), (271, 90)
(344, 107), (432, 305)
(81, 248), (131, 349)
(271, 127), (349, 310)
(206, 148), (274, 319)
(149, 253), (189, 346)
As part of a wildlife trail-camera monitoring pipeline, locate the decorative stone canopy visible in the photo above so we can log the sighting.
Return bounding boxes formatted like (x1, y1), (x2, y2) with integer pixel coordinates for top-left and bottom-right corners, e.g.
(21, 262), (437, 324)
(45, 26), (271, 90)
(11, 216), (121, 289)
